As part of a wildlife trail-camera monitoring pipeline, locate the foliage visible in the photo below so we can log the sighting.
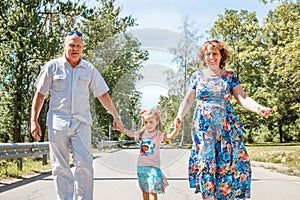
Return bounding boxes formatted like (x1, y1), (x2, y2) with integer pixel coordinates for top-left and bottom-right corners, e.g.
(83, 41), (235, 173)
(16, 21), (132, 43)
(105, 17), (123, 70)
(261, 1), (300, 142)
(0, 0), (299, 145)
(0, 157), (50, 179)
(207, 1), (299, 143)
(81, 0), (148, 144)
(163, 16), (201, 146)
(0, 0), (148, 145)
(0, 0), (73, 142)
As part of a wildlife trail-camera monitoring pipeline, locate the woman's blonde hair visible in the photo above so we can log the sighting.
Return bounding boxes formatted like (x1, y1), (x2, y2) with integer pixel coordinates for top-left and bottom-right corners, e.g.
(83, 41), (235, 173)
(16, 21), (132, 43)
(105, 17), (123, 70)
(198, 39), (230, 69)
(138, 109), (162, 141)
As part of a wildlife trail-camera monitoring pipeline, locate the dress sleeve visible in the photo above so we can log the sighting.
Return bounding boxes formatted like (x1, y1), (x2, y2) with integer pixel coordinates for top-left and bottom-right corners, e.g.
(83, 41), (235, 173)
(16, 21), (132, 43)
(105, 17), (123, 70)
(188, 71), (199, 90)
(228, 71), (241, 93)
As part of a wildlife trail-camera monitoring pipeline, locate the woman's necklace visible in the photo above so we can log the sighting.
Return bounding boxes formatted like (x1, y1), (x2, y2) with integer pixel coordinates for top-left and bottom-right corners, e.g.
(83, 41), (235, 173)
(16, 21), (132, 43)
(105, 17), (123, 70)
(204, 68), (222, 77)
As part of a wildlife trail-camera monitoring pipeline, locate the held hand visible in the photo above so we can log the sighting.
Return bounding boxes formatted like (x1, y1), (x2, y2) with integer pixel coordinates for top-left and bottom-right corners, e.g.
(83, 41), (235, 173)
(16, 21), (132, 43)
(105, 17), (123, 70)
(31, 121), (42, 141)
(113, 118), (124, 131)
(173, 117), (182, 129)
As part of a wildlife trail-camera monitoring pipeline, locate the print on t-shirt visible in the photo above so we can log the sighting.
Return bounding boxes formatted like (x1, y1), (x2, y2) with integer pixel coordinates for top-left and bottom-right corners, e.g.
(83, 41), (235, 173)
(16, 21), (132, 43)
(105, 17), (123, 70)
(140, 138), (155, 156)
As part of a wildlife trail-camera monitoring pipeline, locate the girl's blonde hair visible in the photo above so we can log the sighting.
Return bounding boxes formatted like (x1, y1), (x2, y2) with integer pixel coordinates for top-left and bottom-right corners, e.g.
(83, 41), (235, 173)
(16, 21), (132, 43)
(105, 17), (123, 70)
(138, 109), (162, 141)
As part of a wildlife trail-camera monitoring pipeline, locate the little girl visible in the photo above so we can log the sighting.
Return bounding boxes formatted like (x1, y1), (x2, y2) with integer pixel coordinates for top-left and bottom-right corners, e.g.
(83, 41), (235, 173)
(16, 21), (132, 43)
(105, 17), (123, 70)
(117, 109), (181, 200)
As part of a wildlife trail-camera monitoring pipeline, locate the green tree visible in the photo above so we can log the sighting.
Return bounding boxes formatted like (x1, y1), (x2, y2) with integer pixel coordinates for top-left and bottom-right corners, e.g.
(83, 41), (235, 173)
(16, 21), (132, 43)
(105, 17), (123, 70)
(0, 0), (74, 142)
(160, 16), (201, 146)
(207, 1), (300, 143)
(0, 0), (147, 144)
(261, 1), (300, 142)
(81, 0), (148, 144)
(157, 95), (182, 144)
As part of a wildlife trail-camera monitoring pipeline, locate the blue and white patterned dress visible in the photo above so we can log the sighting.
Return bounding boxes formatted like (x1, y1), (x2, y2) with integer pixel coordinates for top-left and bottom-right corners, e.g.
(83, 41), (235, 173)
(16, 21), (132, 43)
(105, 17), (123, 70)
(188, 70), (251, 200)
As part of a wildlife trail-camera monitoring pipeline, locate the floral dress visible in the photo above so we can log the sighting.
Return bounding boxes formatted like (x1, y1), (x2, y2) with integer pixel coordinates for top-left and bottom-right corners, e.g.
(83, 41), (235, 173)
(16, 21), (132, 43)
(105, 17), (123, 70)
(188, 70), (251, 200)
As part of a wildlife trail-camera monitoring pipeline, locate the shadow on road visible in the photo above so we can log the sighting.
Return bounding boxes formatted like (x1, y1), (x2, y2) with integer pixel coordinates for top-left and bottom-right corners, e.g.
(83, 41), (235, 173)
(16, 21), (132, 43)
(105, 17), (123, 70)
(0, 172), (51, 193)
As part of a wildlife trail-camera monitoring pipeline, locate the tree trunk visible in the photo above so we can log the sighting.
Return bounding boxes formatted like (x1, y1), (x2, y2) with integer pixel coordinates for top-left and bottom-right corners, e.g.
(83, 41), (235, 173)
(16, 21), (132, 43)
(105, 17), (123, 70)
(40, 99), (49, 142)
(13, 91), (22, 142)
(279, 123), (283, 143)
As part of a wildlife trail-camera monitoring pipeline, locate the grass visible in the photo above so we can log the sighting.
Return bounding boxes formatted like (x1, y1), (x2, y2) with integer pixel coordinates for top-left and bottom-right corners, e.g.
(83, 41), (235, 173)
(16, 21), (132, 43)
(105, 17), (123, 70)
(246, 143), (300, 177)
(0, 147), (106, 181)
(0, 157), (51, 181)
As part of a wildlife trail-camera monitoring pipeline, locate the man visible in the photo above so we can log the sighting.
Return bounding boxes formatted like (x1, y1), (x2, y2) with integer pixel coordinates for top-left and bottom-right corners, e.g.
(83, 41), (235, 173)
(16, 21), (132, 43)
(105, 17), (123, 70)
(31, 31), (123, 200)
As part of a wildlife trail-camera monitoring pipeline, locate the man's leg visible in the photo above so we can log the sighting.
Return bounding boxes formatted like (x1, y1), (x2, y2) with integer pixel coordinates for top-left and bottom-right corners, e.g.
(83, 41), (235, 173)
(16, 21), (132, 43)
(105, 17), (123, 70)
(48, 127), (74, 200)
(70, 120), (94, 200)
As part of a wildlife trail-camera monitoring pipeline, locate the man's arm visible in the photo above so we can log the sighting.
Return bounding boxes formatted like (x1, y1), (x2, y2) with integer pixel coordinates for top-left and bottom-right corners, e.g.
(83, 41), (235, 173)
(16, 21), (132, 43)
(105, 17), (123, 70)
(97, 92), (123, 130)
(31, 91), (45, 141)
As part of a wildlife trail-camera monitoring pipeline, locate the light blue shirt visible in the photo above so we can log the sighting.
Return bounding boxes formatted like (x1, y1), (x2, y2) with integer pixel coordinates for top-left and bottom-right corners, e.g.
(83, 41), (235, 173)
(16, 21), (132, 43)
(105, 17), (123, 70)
(35, 56), (109, 130)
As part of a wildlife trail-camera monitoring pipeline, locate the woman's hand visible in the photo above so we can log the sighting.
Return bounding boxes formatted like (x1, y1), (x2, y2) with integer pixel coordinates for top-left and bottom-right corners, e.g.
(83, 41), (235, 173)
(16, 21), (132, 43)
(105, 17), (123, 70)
(258, 106), (272, 118)
(174, 117), (182, 129)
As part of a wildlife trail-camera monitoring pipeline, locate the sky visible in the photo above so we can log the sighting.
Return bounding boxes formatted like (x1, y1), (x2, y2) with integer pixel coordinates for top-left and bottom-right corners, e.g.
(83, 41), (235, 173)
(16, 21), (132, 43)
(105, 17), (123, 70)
(92, 0), (280, 109)
(115, 0), (278, 36)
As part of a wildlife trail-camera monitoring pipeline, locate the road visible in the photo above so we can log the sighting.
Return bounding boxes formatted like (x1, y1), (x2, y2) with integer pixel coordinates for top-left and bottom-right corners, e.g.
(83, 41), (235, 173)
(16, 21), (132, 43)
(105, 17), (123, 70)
(1, 147), (300, 200)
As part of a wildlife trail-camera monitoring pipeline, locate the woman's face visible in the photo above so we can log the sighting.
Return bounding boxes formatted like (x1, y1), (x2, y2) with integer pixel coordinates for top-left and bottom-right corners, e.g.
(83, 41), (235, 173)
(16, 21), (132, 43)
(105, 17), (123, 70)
(204, 45), (222, 69)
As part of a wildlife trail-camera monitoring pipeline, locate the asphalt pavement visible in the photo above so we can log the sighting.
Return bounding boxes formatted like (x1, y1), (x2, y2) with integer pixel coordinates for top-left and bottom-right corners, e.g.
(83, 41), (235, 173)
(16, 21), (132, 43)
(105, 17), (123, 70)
(1, 147), (300, 200)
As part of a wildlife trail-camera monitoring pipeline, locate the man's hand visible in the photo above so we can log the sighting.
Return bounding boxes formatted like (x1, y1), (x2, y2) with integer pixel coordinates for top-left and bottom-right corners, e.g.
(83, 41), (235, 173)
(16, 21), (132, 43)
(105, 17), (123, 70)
(113, 117), (124, 131)
(31, 121), (42, 141)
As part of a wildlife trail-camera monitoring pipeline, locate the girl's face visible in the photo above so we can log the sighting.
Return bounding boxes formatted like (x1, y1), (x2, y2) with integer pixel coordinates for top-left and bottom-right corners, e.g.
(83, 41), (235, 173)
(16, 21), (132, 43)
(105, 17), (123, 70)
(143, 116), (159, 132)
(204, 45), (222, 69)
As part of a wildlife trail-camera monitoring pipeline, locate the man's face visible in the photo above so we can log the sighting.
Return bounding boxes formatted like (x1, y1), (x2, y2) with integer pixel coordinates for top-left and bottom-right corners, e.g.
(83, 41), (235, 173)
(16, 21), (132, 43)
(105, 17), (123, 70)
(64, 35), (83, 65)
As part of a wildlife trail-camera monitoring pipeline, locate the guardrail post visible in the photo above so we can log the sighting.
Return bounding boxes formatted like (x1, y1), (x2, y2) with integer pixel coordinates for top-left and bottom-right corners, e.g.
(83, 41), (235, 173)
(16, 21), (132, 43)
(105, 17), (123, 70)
(98, 140), (103, 151)
(42, 154), (47, 165)
(17, 158), (23, 171)
(109, 125), (112, 141)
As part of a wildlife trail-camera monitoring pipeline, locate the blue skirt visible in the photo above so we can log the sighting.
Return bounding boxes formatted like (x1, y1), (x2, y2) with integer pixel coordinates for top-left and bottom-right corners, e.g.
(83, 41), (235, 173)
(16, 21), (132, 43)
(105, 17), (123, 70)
(137, 166), (169, 194)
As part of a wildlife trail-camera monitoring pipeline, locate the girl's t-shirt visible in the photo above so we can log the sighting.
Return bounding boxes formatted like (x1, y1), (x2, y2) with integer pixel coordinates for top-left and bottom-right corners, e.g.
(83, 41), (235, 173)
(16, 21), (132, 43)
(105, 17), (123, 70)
(134, 130), (165, 168)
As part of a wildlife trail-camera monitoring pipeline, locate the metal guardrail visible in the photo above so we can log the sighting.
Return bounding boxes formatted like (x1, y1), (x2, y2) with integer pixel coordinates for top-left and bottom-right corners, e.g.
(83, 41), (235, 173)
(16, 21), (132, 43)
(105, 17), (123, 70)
(0, 140), (136, 170)
(0, 142), (49, 170)
(0, 142), (50, 160)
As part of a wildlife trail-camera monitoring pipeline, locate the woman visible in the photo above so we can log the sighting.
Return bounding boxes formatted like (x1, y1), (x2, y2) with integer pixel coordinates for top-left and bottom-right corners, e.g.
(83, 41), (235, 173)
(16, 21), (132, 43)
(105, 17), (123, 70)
(175, 40), (271, 199)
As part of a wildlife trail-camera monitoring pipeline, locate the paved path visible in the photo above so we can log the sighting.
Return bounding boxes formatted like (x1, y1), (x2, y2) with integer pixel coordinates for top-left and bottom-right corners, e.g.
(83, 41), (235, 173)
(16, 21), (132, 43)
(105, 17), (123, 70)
(1, 147), (300, 200)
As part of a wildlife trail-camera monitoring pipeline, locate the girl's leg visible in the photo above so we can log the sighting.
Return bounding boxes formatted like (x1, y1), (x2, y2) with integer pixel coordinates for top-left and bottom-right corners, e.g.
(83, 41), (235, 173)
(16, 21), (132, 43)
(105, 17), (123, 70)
(149, 193), (158, 200)
(142, 192), (149, 200)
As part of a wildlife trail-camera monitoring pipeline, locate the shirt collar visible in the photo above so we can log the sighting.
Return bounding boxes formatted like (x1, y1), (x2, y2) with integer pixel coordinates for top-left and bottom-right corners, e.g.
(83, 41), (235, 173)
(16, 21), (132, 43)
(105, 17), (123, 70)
(62, 56), (87, 69)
